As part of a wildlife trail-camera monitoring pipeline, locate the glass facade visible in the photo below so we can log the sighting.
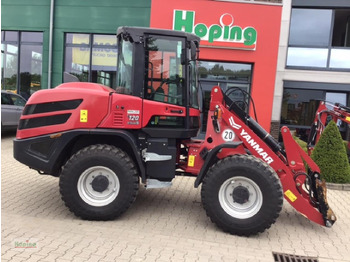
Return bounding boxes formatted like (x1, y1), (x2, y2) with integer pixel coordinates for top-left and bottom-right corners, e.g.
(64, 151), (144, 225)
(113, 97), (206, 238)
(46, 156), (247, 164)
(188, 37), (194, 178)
(281, 89), (324, 128)
(1, 31), (43, 99)
(287, 8), (350, 70)
(281, 88), (349, 140)
(64, 33), (117, 88)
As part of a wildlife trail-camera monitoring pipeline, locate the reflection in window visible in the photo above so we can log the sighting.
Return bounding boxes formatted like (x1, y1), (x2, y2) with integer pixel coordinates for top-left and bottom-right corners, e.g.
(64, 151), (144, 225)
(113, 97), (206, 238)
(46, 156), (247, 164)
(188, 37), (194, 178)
(289, 9), (332, 47)
(287, 48), (328, 67)
(65, 46), (90, 82)
(281, 88), (349, 140)
(97, 71), (111, 87)
(145, 36), (184, 106)
(1, 43), (18, 91)
(332, 9), (350, 47)
(199, 61), (251, 82)
(92, 35), (117, 87)
(64, 33), (117, 88)
(21, 32), (43, 43)
(287, 8), (350, 70)
(1, 31), (43, 98)
(20, 45), (43, 99)
(330, 49), (350, 68)
(281, 89), (324, 127)
(66, 33), (89, 45)
(116, 38), (133, 94)
(198, 61), (252, 133)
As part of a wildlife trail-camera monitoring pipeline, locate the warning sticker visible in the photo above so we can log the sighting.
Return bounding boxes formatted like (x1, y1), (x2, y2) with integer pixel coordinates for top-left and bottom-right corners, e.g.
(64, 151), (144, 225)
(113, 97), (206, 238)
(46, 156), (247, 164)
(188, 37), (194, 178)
(188, 155), (195, 167)
(80, 110), (88, 122)
(284, 190), (297, 202)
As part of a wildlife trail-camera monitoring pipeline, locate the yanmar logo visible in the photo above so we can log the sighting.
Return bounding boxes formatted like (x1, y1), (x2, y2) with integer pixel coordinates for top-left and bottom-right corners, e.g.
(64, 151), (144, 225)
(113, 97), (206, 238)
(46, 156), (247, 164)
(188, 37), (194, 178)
(173, 10), (257, 50)
(229, 117), (274, 164)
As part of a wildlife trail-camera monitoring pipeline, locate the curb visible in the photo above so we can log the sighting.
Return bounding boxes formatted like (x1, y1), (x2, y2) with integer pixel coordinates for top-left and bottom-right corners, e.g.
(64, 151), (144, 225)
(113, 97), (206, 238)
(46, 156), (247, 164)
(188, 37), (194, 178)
(326, 183), (350, 191)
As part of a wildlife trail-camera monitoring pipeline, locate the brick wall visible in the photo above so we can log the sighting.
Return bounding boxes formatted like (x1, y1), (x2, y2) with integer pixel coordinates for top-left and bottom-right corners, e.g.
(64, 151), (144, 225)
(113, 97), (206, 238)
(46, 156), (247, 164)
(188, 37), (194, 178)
(270, 121), (281, 140)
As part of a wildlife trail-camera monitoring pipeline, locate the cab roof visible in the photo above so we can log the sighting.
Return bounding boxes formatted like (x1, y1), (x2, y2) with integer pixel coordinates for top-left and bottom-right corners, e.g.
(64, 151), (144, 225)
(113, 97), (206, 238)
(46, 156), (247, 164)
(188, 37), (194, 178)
(117, 26), (200, 44)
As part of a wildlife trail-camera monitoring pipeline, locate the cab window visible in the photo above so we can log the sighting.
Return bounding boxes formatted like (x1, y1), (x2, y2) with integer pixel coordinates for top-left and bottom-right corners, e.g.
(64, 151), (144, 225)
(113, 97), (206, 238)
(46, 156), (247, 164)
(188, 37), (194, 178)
(145, 36), (185, 106)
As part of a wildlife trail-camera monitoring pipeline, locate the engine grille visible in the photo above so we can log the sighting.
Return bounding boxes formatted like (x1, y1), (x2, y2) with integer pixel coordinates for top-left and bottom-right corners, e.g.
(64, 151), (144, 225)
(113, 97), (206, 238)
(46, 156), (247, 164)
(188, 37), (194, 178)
(19, 99), (82, 130)
(23, 99), (82, 115)
(19, 114), (71, 130)
(113, 112), (124, 126)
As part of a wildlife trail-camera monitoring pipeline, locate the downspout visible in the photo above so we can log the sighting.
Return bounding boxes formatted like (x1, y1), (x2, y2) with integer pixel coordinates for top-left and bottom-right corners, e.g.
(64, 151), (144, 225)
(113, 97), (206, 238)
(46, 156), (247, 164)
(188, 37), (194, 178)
(48, 0), (55, 89)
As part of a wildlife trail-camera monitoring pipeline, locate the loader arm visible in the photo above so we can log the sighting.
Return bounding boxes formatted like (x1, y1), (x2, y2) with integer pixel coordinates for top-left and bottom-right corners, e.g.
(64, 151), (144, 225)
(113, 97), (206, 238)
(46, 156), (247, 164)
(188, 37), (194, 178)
(211, 87), (336, 227)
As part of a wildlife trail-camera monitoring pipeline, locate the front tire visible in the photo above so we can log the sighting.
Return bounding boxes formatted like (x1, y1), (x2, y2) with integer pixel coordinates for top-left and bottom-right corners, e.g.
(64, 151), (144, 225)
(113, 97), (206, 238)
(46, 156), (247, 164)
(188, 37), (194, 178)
(201, 155), (283, 236)
(59, 144), (139, 220)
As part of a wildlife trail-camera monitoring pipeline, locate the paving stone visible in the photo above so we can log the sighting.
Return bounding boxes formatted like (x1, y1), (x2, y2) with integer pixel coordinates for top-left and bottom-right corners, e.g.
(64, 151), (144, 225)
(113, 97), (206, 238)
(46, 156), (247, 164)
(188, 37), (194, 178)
(2, 133), (350, 261)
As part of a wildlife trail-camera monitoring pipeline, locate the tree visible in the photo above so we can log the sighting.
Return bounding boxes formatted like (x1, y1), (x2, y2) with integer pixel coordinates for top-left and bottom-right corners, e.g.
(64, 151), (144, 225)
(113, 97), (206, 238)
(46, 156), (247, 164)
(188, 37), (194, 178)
(311, 121), (350, 183)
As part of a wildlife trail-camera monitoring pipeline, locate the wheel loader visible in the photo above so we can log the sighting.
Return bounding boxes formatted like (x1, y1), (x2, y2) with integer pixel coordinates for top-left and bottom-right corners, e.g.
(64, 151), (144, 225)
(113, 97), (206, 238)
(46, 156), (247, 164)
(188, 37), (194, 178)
(308, 100), (350, 157)
(14, 27), (336, 236)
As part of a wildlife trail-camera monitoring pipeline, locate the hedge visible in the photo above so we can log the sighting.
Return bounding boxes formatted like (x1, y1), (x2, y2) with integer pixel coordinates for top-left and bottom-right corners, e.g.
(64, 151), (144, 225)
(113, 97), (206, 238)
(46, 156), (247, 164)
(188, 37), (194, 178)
(311, 121), (350, 183)
(293, 135), (308, 153)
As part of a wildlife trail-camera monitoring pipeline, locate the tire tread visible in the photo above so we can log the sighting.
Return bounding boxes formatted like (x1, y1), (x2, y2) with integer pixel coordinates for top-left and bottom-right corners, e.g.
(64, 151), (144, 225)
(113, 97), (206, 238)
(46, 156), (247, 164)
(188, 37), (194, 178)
(59, 144), (139, 220)
(201, 154), (283, 236)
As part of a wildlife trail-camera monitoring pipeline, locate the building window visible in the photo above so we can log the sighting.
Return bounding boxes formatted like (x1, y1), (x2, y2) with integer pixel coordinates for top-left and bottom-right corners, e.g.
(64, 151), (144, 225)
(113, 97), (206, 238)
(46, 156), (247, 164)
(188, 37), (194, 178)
(281, 88), (349, 140)
(198, 61), (252, 133)
(213, 0), (282, 4)
(64, 33), (117, 88)
(287, 8), (350, 70)
(1, 31), (43, 99)
(281, 89), (324, 128)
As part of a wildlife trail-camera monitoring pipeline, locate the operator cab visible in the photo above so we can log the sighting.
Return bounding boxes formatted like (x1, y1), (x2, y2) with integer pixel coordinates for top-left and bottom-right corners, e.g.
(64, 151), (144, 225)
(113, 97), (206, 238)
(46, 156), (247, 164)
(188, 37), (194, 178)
(116, 26), (201, 139)
(116, 27), (201, 184)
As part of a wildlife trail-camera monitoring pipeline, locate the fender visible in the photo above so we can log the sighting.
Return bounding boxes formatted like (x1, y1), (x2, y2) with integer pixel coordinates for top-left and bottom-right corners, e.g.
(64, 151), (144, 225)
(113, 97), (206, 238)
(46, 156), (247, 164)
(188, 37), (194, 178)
(14, 129), (145, 180)
(89, 129), (146, 182)
(194, 141), (242, 188)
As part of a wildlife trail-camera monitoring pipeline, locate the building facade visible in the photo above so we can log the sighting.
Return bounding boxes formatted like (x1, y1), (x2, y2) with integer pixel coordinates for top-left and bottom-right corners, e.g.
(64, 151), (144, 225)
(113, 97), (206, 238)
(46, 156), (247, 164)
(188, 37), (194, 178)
(273, 0), (350, 140)
(2, 0), (349, 139)
(150, 0), (283, 133)
(1, 0), (151, 97)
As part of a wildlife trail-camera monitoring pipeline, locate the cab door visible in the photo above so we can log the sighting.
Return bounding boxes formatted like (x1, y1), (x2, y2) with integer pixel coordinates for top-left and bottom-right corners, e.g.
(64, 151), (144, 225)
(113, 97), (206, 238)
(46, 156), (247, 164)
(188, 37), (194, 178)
(142, 35), (191, 137)
(141, 35), (190, 181)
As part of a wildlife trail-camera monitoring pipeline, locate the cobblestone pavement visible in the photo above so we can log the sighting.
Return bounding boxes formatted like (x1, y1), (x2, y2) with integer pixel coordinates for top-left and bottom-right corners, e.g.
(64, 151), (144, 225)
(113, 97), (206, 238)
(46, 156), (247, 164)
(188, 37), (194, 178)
(2, 132), (350, 262)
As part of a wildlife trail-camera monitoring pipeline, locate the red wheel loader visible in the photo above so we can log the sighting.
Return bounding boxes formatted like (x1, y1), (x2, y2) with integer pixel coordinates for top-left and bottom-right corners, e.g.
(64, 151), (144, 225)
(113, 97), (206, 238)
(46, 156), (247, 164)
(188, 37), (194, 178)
(307, 101), (350, 157)
(14, 27), (336, 236)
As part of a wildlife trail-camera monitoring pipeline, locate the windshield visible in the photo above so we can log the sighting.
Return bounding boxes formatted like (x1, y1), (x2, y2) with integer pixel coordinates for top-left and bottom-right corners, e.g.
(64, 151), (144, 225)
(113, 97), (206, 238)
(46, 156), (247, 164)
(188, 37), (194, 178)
(116, 37), (133, 94)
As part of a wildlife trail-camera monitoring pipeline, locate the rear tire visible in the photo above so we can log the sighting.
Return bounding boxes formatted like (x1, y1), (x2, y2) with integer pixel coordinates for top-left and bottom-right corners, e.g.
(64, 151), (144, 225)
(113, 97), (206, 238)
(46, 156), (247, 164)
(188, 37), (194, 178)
(201, 155), (283, 236)
(59, 144), (139, 220)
